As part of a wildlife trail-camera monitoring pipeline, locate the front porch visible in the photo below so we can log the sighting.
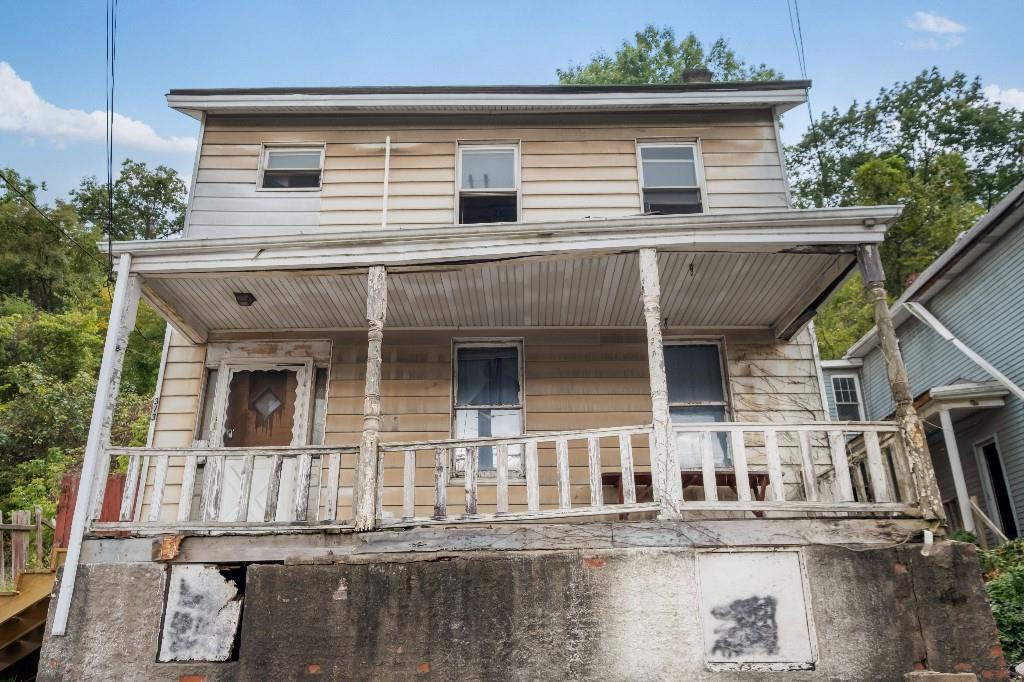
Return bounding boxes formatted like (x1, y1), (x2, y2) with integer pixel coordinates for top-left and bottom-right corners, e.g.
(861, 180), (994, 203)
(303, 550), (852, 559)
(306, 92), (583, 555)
(52, 206), (945, 634)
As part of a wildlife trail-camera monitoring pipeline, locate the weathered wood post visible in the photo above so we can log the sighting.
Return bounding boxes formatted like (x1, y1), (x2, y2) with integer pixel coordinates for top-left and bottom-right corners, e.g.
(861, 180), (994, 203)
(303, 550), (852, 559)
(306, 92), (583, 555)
(354, 265), (387, 531)
(52, 254), (140, 635)
(638, 249), (682, 518)
(857, 245), (944, 521)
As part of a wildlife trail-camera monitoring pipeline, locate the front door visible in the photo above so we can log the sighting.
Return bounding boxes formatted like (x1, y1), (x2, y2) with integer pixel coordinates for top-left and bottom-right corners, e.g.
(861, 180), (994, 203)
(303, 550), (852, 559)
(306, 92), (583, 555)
(976, 437), (1019, 538)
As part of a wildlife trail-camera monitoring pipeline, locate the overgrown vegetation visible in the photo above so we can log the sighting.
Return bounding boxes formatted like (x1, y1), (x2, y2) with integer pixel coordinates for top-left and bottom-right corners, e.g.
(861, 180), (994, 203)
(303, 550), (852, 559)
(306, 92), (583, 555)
(976, 540), (1024, 665)
(0, 161), (183, 517)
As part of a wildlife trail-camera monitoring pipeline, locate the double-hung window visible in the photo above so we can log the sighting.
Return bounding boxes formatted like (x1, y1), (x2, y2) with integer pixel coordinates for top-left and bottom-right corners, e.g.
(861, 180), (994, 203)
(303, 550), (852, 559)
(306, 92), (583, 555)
(452, 343), (523, 476)
(665, 342), (731, 468)
(637, 143), (704, 214)
(831, 375), (864, 421)
(458, 144), (519, 224)
(259, 145), (324, 189)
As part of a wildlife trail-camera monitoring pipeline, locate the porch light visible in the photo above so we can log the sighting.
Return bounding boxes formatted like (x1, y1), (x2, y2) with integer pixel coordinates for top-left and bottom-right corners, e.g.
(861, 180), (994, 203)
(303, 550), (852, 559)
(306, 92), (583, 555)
(233, 291), (256, 306)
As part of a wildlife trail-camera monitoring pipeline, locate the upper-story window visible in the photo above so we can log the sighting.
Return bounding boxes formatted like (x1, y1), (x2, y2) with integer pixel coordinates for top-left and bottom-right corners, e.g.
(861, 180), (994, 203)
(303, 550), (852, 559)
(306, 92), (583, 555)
(831, 374), (864, 421)
(458, 144), (519, 224)
(637, 143), (704, 215)
(259, 145), (324, 190)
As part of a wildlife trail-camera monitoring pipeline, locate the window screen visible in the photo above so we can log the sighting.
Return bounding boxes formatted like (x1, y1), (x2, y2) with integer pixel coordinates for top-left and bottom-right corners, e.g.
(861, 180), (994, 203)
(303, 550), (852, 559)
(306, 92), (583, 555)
(261, 147), (323, 189)
(665, 343), (730, 467)
(458, 146), (518, 224)
(454, 345), (523, 473)
(831, 376), (863, 421)
(639, 144), (702, 215)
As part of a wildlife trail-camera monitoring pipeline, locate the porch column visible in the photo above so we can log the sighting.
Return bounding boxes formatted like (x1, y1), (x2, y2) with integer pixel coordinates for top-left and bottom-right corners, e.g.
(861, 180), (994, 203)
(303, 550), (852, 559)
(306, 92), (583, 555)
(52, 254), (141, 636)
(857, 244), (944, 521)
(354, 265), (387, 531)
(638, 249), (682, 518)
(938, 408), (975, 533)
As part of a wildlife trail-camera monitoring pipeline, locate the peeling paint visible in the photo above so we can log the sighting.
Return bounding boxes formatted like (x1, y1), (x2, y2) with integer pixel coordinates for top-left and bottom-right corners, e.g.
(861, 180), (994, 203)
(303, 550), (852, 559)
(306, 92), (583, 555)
(158, 565), (243, 662)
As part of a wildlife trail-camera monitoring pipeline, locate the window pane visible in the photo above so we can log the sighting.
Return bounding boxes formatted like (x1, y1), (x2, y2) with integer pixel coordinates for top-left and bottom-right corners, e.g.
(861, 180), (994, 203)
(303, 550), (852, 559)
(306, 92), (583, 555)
(641, 146), (695, 161)
(266, 150), (321, 169)
(671, 406), (729, 468)
(665, 345), (724, 403)
(460, 194), (517, 224)
(832, 377), (859, 404)
(456, 347), (520, 406)
(262, 171), (321, 189)
(836, 403), (861, 421)
(461, 149), (515, 190)
(642, 160), (697, 187)
(642, 189), (702, 214)
(455, 408), (522, 470)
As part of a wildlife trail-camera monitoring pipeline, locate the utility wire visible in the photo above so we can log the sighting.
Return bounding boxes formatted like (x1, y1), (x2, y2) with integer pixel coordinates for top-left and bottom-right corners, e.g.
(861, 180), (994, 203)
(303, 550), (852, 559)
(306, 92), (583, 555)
(786, 0), (829, 205)
(105, 0), (118, 280)
(0, 169), (107, 267)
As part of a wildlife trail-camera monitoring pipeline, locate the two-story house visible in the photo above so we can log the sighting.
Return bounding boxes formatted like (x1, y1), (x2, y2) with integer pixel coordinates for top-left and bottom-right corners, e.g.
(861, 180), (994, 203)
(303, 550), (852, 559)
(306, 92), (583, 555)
(39, 80), (1005, 679)
(824, 181), (1024, 548)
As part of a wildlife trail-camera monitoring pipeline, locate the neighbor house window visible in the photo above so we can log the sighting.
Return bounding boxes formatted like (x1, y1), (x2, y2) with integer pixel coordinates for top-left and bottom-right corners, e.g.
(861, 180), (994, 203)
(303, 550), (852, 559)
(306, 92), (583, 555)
(666, 341), (731, 468)
(637, 143), (704, 214)
(831, 374), (864, 421)
(458, 145), (519, 224)
(452, 342), (523, 476)
(259, 145), (324, 189)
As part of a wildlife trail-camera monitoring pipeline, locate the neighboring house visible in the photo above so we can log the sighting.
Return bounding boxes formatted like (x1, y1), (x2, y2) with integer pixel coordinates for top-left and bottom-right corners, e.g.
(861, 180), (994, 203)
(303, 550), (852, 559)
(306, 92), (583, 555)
(824, 181), (1024, 545)
(38, 80), (1005, 679)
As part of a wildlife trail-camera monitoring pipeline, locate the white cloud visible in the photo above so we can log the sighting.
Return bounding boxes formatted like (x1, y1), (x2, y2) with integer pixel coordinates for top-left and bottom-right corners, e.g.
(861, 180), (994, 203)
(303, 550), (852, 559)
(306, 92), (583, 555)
(905, 11), (966, 49)
(984, 84), (1024, 110)
(0, 62), (196, 154)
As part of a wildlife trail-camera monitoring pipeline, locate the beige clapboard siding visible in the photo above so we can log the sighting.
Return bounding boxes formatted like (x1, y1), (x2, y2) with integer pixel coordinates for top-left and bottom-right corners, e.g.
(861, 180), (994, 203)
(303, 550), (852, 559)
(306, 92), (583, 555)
(188, 111), (789, 237)
(141, 325), (827, 521)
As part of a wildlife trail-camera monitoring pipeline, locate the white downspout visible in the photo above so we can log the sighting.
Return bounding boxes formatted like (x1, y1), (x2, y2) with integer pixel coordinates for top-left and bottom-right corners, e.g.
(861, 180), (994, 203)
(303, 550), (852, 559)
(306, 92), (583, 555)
(381, 135), (391, 229)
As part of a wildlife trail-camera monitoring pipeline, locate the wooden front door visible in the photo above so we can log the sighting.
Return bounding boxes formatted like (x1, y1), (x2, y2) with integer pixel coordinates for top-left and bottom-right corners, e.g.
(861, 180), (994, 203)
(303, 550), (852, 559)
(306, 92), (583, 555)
(223, 369), (299, 447)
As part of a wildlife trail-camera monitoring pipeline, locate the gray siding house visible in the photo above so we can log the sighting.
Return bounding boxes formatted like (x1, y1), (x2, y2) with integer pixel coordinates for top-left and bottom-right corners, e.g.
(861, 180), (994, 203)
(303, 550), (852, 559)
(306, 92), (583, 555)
(824, 181), (1024, 541)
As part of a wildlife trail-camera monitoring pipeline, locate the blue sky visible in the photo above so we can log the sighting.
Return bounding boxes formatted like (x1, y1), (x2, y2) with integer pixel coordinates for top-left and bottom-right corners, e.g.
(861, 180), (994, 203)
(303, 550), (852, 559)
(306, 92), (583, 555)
(2, 0), (1022, 201)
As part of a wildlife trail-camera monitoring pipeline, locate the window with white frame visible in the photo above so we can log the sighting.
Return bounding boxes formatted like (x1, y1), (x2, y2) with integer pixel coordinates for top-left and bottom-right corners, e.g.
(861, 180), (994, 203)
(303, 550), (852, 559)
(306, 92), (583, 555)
(665, 341), (731, 468)
(259, 145), (324, 189)
(831, 375), (864, 421)
(637, 143), (704, 215)
(452, 342), (523, 476)
(458, 144), (519, 224)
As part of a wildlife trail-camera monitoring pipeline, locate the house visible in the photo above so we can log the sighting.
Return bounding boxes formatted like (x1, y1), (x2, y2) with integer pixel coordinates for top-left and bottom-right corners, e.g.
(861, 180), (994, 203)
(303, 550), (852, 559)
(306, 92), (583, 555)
(38, 80), (1005, 679)
(824, 181), (1024, 547)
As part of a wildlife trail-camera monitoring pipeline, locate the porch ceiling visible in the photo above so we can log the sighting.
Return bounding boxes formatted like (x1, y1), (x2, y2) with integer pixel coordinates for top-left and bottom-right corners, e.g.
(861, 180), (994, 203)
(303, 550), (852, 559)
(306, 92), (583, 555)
(140, 249), (853, 340)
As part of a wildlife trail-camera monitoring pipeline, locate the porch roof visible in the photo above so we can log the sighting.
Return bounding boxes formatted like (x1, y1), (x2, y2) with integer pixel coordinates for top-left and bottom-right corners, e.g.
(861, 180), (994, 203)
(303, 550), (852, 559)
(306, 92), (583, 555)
(110, 206), (901, 344)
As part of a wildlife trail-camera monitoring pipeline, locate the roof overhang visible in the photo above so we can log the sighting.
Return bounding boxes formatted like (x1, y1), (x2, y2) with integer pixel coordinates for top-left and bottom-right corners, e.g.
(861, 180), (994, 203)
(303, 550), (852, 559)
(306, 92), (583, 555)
(107, 206), (899, 345)
(917, 380), (1009, 421)
(847, 180), (1024, 358)
(166, 81), (810, 120)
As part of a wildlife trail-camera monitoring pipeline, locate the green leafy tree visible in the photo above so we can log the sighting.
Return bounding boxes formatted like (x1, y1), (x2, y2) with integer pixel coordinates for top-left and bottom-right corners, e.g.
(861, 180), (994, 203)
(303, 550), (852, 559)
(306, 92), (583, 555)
(557, 26), (781, 84)
(788, 69), (1024, 211)
(0, 170), (104, 311)
(73, 159), (187, 241)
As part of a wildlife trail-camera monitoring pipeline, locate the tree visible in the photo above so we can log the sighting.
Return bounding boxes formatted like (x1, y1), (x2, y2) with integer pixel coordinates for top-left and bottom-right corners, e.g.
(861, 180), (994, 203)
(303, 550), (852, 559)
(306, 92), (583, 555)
(557, 26), (781, 84)
(0, 170), (104, 311)
(72, 159), (187, 241)
(788, 69), (1024, 211)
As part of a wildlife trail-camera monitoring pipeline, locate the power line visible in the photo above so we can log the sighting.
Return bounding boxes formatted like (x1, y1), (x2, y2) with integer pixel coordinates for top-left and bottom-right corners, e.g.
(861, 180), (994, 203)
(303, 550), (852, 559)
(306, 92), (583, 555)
(786, 0), (829, 205)
(105, 0), (119, 280)
(0, 169), (106, 267)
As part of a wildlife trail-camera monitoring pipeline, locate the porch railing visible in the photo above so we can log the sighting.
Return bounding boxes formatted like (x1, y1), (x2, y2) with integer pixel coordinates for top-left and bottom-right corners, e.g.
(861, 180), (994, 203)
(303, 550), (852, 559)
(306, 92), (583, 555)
(93, 421), (916, 534)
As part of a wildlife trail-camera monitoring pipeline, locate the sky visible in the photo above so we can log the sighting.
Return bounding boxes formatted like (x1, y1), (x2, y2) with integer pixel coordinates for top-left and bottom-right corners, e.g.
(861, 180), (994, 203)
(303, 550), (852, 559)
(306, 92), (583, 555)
(2, 0), (1022, 202)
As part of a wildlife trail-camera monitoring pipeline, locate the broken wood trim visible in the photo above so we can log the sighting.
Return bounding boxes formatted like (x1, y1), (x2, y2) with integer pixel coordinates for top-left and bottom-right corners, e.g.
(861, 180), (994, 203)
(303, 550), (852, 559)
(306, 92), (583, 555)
(857, 244), (944, 521)
(354, 265), (387, 531)
(639, 248), (682, 518)
(53, 254), (140, 637)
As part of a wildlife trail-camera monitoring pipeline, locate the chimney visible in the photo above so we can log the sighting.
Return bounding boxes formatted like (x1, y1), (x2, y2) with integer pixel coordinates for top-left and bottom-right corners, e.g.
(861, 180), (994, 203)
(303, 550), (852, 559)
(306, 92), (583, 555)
(680, 67), (712, 84)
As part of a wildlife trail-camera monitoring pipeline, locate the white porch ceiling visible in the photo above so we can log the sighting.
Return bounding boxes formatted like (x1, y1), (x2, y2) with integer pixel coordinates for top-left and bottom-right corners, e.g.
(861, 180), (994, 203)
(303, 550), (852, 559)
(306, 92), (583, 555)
(142, 250), (851, 336)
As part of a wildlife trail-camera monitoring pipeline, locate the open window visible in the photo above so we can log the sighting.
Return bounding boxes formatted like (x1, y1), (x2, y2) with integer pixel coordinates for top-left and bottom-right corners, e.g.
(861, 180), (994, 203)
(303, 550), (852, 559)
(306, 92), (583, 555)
(665, 341), (731, 468)
(259, 145), (324, 189)
(458, 144), (519, 224)
(637, 142), (705, 214)
(452, 342), (523, 477)
(831, 374), (865, 421)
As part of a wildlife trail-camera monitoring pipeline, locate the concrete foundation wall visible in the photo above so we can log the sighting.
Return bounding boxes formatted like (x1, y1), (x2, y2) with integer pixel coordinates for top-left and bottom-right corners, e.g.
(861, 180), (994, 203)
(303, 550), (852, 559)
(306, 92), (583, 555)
(38, 540), (1005, 681)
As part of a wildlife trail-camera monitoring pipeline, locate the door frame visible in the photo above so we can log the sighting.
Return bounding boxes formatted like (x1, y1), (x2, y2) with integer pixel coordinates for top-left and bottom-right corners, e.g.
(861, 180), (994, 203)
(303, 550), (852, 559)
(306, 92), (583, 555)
(973, 433), (1019, 536)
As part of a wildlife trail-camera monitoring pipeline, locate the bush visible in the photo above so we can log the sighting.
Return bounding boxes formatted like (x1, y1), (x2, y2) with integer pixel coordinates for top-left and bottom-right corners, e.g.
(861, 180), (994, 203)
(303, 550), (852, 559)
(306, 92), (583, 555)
(978, 539), (1024, 665)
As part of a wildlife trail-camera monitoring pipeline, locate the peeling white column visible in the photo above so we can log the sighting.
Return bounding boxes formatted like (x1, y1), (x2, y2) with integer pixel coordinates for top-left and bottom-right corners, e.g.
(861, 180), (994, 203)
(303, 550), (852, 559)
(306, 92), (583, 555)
(939, 408), (975, 534)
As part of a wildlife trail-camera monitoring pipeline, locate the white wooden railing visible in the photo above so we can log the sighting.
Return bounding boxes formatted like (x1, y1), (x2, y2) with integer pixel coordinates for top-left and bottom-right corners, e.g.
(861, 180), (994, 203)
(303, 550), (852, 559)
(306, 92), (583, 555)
(92, 422), (916, 534)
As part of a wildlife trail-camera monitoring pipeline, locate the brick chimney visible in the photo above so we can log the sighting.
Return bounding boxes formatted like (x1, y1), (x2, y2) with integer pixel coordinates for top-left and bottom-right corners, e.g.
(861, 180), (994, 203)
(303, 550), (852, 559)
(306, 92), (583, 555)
(680, 67), (712, 84)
